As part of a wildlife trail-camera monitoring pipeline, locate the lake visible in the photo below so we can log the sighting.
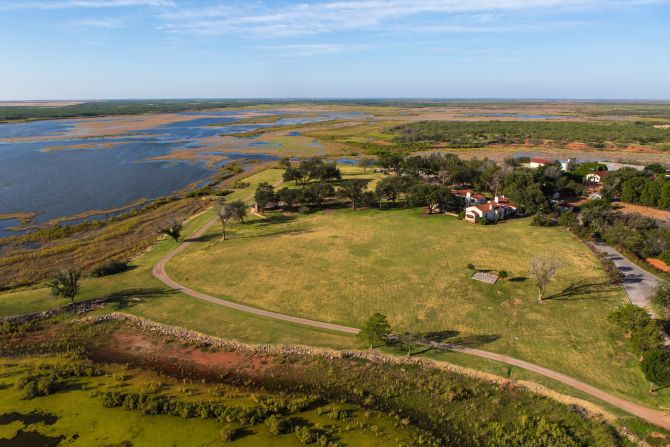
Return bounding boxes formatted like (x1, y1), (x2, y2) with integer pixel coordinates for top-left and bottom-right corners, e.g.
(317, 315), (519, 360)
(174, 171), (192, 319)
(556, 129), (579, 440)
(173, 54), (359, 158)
(0, 110), (363, 237)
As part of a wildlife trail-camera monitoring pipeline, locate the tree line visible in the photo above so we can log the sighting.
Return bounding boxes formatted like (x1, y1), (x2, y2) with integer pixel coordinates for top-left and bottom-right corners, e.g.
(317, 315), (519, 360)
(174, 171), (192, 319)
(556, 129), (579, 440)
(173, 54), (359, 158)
(391, 121), (670, 147)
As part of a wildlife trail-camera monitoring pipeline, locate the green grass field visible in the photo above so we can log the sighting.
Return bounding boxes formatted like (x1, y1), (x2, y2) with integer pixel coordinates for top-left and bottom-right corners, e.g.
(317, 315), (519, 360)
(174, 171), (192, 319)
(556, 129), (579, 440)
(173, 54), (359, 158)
(165, 206), (670, 407)
(1, 165), (669, 411)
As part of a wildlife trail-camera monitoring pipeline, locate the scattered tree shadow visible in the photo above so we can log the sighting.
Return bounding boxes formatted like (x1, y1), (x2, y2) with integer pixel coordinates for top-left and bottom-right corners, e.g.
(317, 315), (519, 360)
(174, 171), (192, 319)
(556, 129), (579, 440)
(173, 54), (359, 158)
(544, 281), (613, 301)
(186, 233), (220, 243)
(509, 276), (528, 283)
(450, 334), (501, 348)
(231, 427), (255, 441)
(106, 288), (172, 310)
(422, 330), (460, 342)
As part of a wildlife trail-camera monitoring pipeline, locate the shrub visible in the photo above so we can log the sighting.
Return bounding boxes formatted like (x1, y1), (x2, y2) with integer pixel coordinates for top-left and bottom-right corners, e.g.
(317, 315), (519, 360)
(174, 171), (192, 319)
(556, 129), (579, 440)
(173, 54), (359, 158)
(530, 213), (554, 227)
(641, 349), (670, 389)
(608, 305), (662, 354)
(265, 415), (290, 435)
(91, 260), (129, 277)
(220, 426), (237, 442)
(466, 263), (475, 270)
(651, 282), (670, 317)
(294, 426), (318, 445)
(498, 271), (509, 280)
(458, 210), (466, 220)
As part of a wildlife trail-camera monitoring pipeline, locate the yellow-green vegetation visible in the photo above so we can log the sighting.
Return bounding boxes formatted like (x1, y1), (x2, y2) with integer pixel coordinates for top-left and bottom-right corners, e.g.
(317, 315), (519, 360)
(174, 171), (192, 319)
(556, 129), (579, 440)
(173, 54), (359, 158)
(0, 207), (354, 349)
(165, 206), (670, 407)
(0, 357), (419, 446)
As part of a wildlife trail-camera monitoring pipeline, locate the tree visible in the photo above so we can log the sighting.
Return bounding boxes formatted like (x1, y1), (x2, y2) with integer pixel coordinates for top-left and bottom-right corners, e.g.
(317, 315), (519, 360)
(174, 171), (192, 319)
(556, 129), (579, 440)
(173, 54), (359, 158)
(529, 257), (561, 303)
(359, 158), (375, 173)
(651, 282), (670, 318)
(397, 332), (421, 356)
(216, 200), (247, 240)
(358, 313), (392, 349)
(641, 349), (670, 392)
(377, 152), (405, 172)
(558, 210), (578, 230)
(375, 176), (412, 206)
(49, 268), (81, 304)
(302, 182), (334, 208)
(254, 182), (276, 212)
(159, 221), (183, 242)
(338, 179), (368, 211)
(226, 200), (248, 224)
(277, 187), (303, 210)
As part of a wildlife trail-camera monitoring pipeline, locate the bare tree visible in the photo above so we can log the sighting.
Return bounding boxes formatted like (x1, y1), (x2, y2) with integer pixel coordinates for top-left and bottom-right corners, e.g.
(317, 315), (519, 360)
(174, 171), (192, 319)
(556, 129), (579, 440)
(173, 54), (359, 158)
(530, 257), (561, 303)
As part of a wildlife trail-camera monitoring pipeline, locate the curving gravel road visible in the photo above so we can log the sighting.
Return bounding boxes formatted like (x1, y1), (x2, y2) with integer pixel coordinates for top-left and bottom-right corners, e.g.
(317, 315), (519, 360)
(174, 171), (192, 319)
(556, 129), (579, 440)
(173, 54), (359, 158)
(591, 242), (660, 316)
(152, 206), (670, 431)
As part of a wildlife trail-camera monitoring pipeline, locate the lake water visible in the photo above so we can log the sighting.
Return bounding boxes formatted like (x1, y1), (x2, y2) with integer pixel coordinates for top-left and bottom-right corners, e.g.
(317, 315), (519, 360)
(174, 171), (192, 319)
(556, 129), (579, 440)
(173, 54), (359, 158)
(0, 110), (363, 237)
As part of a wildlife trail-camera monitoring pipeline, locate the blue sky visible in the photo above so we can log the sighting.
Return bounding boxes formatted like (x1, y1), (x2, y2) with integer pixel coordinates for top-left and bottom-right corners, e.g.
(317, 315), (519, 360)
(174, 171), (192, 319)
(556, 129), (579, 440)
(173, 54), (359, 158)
(1, 0), (669, 100)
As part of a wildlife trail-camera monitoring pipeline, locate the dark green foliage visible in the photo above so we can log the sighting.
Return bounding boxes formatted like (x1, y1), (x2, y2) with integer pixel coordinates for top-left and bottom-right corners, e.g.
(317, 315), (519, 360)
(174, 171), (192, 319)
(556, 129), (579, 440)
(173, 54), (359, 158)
(337, 179), (369, 211)
(391, 120), (670, 147)
(265, 415), (290, 435)
(220, 426), (238, 442)
(375, 176), (414, 204)
(302, 182), (335, 208)
(282, 158), (341, 185)
(159, 221), (183, 242)
(558, 210), (579, 230)
(254, 182), (276, 211)
(0, 100), (244, 121)
(530, 213), (554, 227)
(640, 349), (670, 389)
(277, 187), (304, 210)
(651, 282), (670, 317)
(408, 184), (463, 214)
(487, 416), (584, 447)
(91, 260), (129, 277)
(359, 313), (392, 348)
(608, 305), (662, 355)
(18, 363), (102, 400)
(49, 269), (81, 304)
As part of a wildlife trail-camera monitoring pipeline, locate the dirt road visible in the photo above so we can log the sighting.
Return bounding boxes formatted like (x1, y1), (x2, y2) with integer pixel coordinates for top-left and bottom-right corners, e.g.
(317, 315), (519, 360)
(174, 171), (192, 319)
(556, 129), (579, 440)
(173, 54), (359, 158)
(152, 203), (670, 431)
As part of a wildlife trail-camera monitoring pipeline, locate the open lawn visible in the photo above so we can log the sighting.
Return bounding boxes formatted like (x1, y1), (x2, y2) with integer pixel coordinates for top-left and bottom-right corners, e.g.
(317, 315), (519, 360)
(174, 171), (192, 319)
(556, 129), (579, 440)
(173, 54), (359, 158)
(0, 168), (355, 349)
(165, 206), (670, 407)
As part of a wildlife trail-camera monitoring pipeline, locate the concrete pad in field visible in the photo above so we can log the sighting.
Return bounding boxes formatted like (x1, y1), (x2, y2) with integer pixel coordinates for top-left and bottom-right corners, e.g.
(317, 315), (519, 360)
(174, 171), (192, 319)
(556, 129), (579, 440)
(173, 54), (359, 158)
(472, 272), (499, 284)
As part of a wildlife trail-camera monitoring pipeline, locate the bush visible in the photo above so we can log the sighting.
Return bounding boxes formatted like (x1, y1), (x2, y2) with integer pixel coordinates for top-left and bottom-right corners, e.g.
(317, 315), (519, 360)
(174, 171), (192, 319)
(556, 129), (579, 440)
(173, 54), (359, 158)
(294, 426), (318, 444)
(265, 415), (290, 435)
(530, 213), (554, 227)
(458, 210), (466, 220)
(466, 263), (475, 270)
(91, 260), (129, 277)
(651, 282), (670, 317)
(220, 426), (237, 442)
(641, 349), (670, 389)
(608, 305), (662, 355)
(498, 271), (509, 280)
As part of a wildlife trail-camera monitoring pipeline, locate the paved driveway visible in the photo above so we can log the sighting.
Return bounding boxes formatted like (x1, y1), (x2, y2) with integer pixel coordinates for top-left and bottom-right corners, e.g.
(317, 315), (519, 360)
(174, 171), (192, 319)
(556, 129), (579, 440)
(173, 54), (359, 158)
(592, 242), (660, 315)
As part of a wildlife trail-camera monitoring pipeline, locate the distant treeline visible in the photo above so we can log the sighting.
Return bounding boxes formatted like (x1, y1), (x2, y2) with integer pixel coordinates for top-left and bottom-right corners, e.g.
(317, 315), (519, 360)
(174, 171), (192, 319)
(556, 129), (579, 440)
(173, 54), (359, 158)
(390, 121), (670, 147)
(0, 100), (250, 121)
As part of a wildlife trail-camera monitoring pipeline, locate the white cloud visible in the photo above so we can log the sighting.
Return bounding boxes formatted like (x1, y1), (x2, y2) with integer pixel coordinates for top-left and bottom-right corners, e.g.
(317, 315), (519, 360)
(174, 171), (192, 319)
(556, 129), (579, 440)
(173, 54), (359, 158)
(74, 18), (123, 28)
(156, 0), (638, 37)
(0, 0), (173, 10)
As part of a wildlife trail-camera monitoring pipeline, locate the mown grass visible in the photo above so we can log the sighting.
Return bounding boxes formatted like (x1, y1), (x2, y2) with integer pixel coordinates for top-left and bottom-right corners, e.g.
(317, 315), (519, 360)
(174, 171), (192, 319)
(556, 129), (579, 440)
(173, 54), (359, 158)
(0, 168), (355, 349)
(165, 206), (670, 407)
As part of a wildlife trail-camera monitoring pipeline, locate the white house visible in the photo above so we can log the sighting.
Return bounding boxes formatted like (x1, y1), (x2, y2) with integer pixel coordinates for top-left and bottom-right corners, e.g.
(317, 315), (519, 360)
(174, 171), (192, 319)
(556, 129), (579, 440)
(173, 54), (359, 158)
(464, 196), (517, 223)
(560, 158), (577, 172)
(585, 171), (609, 184)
